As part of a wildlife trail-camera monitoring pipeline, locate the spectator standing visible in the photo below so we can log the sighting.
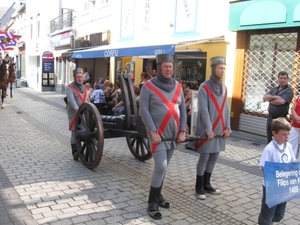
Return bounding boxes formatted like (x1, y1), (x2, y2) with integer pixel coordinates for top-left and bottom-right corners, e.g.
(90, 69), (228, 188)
(263, 71), (293, 143)
(139, 54), (186, 220)
(99, 78), (105, 89)
(193, 56), (231, 200)
(85, 83), (93, 99)
(111, 82), (124, 116)
(288, 95), (300, 159)
(83, 67), (90, 84)
(103, 80), (112, 99)
(133, 83), (140, 102)
(258, 117), (295, 225)
(66, 68), (90, 160)
(146, 66), (157, 78)
(90, 83), (106, 109)
(139, 72), (149, 89)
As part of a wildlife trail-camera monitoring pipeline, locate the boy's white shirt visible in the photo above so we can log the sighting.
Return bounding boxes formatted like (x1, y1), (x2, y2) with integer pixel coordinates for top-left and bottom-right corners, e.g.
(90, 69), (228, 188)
(259, 139), (296, 185)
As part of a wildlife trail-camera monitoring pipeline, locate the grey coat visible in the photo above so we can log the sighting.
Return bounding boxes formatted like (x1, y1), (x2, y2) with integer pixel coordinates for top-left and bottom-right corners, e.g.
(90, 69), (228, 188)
(66, 85), (90, 131)
(139, 80), (186, 152)
(194, 82), (230, 153)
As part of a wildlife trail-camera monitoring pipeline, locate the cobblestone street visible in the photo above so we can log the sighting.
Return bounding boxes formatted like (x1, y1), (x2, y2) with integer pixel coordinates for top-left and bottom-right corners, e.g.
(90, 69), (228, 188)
(0, 87), (299, 225)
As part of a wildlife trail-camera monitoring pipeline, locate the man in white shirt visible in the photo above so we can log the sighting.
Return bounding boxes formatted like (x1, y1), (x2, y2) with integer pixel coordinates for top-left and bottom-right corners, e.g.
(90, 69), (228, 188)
(83, 67), (90, 84)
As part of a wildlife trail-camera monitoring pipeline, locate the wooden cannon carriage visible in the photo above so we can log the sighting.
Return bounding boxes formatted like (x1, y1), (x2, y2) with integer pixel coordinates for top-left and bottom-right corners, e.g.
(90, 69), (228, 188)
(73, 74), (151, 169)
(73, 74), (203, 169)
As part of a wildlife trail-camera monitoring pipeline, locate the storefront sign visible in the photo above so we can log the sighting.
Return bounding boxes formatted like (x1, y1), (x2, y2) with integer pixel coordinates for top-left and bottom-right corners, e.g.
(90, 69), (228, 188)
(120, 0), (135, 39)
(175, 0), (197, 33)
(72, 44), (175, 59)
(51, 31), (71, 47)
(42, 51), (54, 73)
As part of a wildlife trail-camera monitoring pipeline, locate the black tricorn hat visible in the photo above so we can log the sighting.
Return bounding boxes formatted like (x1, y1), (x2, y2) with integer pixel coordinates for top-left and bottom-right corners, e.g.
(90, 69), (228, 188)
(73, 68), (83, 76)
(156, 54), (174, 64)
(210, 56), (226, 67)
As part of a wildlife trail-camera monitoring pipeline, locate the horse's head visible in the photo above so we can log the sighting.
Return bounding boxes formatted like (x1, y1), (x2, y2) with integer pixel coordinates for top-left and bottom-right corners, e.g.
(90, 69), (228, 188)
(9, 63), (15, 72)
(0, 63), (8, 77)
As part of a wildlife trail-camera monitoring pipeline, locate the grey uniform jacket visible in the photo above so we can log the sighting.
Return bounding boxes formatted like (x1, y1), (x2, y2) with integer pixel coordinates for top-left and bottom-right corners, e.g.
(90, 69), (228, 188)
(139, 79), (186, 152)
(194, 82), (230, 153)
(66, 84), (90, 131)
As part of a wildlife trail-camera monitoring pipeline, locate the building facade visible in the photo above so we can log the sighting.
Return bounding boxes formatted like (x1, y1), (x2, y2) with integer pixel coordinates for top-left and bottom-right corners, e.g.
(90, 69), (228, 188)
(2, 0), (236, 116)
(229, 0), (300, 136)
(71, 0), (236, 95)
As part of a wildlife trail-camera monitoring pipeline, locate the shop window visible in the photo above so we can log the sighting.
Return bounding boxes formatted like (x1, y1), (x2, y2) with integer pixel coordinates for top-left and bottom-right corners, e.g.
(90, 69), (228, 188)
(242, 30), (299, 117)
(174, 52), (207, 90)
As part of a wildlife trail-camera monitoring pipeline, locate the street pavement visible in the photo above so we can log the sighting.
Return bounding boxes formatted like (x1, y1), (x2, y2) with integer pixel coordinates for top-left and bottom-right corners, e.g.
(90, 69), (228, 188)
(0, 87), (299, 225)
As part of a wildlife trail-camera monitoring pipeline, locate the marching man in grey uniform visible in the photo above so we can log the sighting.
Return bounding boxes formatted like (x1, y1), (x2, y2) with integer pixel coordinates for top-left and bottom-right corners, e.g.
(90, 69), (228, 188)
(66, 68), (90, 160)
(193, 56), (231, 200)
(139, 54), (187, 220)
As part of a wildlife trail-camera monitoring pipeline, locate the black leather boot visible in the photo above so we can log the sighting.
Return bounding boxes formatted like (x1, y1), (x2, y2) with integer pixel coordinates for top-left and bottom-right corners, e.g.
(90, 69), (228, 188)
(158, 182), (170, 208)
(147, 186), (162, 219)
(71, 144), (79, 161)
(204, 172), (221, 194)
(195, 175), (206, 200)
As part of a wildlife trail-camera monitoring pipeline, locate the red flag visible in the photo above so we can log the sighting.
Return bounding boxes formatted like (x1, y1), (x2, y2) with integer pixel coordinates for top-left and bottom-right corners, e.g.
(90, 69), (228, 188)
(0, 31), (21, 51)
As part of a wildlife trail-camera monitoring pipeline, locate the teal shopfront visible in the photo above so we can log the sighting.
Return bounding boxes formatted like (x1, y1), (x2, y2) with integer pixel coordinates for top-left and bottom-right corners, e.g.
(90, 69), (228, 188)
(229, 0), (300, 137)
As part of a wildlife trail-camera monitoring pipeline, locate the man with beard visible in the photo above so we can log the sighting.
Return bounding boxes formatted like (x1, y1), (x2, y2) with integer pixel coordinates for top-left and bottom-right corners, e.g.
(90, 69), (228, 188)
(139, 54), (186, 220)
(263, 71), (293, 143)
(193, 56), (231, 200)
(66, 68), (90, 160)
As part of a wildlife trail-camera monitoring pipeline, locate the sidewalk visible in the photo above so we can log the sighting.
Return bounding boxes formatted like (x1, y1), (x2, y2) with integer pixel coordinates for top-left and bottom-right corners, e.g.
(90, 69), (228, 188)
(0, 87), (299, 225)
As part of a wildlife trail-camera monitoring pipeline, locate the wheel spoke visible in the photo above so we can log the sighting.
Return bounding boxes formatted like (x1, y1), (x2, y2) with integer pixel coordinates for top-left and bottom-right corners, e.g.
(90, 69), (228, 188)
(126, 136), (151, 161)
(89, 141), (97, 159)
(90, 137), (98, 147)
(85, 110), (91, 128)
(141, 138), (148, 156)
(79, 113), (87, 128)
(85, 143), (90, 162)
(139, 139), (145, 156)
(79, 142), (86, 154)
(136, 138), (140, 155)
(130, 138), (136, 146)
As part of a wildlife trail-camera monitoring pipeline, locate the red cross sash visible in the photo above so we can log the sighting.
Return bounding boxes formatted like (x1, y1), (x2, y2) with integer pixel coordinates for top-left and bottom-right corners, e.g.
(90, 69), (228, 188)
(145, 82), (182, 153)
(68, 85), (87, 130)
(195, 84), (227, 151)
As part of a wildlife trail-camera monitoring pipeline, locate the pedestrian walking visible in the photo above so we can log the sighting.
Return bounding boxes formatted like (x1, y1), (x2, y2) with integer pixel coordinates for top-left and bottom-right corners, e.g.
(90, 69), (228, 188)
(139, 53), (187, 220)
(193, 56), (231, 200)
(66, 68), (90, 160)
(258, 117), (295, 225)
(263, 71), (293, 143)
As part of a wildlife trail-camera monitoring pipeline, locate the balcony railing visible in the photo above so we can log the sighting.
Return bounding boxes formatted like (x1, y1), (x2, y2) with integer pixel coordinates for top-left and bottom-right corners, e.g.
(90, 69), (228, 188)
(50, 11), (75, 33)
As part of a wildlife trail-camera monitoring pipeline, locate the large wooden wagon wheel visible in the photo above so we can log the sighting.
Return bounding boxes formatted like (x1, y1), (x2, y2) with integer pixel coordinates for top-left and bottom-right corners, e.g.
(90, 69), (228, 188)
(126, 136), (152, 161)
(75, 103), (104, 169)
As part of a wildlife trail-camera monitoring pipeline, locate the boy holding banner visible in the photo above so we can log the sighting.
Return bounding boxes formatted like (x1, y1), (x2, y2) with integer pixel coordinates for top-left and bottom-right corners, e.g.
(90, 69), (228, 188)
(258, 117), (295, 225)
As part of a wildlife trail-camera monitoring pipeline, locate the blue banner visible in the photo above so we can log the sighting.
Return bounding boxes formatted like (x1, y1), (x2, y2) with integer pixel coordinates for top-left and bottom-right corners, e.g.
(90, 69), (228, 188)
(72, 44), (175, 59)
(264, 161), (300, 208)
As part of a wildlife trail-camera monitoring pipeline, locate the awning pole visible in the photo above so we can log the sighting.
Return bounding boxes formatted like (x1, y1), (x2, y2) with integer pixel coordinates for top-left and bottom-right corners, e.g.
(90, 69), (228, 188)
(109, 57), (115, 84)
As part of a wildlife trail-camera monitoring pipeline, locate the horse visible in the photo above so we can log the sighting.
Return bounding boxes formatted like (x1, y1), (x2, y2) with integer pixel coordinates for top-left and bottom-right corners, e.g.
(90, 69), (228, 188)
(0, 62), (8, 109)
(7, 63), (16, 98)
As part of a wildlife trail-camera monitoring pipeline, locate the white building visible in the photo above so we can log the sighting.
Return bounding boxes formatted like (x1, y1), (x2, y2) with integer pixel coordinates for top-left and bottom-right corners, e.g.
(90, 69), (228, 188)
(4, 0), (235, 97)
